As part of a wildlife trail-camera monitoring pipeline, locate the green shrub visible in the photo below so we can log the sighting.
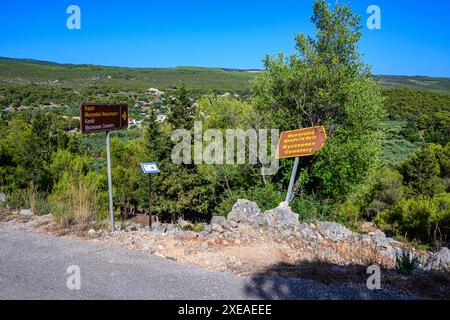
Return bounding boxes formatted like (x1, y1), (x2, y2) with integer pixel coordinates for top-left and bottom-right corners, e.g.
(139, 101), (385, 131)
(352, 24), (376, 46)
(292, 195), (334, 222)
(49, 201), (74, 227)
(376, 193), (450, 243)
(396, 250), (420, 275)
(365, 166), (405, 218)
(29, 191), (51, 216)
(5, 189), (30, 209)
(192, 223), (205, 233)
(398, 144), (443, 197)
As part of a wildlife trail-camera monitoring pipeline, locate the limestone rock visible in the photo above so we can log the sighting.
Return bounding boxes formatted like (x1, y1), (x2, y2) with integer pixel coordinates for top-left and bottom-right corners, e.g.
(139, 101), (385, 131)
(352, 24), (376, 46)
(225, 220), (238, 229)
(316, 221), (354, 242)
(263, 203), (299, 227)
(19, 209), (34, 216)
(425, 247), (450, 271)
(211, 223), (224, 234)
(227, 199), (261, 224)
(298, 223), (318, 240)
(254, 213), (274, 227)
(182, 231), (199, 240)
(372, 230), (391, 249)
(211, 216), (227, 227)
(203, 224), (212, 233)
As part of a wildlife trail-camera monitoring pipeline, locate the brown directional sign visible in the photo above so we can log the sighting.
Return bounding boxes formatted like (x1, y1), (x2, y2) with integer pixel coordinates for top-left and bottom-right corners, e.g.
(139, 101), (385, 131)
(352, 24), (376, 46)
(276, 126), (327, 159)
(80, 104), (128, 134)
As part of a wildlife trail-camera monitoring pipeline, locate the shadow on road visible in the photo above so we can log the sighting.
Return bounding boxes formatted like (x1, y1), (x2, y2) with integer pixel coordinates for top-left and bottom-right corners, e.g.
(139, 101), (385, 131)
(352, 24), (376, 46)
(242, 261), (445, 300)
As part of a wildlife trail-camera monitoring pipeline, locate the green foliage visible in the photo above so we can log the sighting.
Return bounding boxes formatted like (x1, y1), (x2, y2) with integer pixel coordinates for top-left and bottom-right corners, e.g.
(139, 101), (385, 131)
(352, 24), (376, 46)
(0, 58), (255, 93)
(251, 0), (385, 213)
(192, 223), (205, 233)
(383, 88), (450, 145)
(395, 250), (420, 275)
(29, 189), (51, 216)
(166, 86), (194, 129)
(5, 189), (31, 210)
(292, 194), (334, 222)
(153, 161), (218, 220)
(373, 144), (450, 244)
(376, 194), (450, 243)
(384, 88), (450, 120)
(142, 88), (223, 221)
(380, 120), (422, 167)
(366, 167), (405, 218)
(398, 144), (445, 197)
(438, 143), (450, 179)
(46, 148), (107, 225)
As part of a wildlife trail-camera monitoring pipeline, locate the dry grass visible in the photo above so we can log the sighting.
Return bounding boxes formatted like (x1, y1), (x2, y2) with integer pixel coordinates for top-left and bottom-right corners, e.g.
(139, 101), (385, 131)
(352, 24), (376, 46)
(71, 183), (96, 225)
(51, 182), (97, 227)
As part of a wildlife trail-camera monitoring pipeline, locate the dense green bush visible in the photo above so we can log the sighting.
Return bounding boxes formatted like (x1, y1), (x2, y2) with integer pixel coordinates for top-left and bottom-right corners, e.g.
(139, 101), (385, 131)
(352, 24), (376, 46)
(366, 167), (405, 218)
(372, 144), (450, 243)
(398, 144), (446, 197)
(376, 193), (450, 243)
(383, 88), (450, 145)
(396, 250), (420, 275)
(5, 189), (31, 210)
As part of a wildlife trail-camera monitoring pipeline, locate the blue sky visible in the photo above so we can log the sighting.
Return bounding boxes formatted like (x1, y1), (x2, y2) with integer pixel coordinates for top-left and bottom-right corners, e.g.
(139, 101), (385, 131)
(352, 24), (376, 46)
(0, 0), (449, 76)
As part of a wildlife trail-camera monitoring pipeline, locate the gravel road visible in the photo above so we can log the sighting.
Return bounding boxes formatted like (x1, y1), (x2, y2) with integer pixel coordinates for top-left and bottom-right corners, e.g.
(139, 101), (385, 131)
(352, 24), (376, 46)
(0, 226), (418, 300)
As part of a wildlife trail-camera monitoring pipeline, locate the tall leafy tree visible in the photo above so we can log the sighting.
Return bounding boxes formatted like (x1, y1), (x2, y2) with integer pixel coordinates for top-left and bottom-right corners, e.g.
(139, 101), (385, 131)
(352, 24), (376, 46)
(23, 114), (57, 191)
(398, 144), (444, 197)
(252, 0), (385, 210)
(166, 86), (194, 130)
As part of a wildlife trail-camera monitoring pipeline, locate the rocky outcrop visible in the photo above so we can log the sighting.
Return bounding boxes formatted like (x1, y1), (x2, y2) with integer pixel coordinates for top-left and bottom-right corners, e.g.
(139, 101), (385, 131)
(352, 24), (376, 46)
(107, 199), (447, 272)
(227, 200), (299, 228)
(315, 221), (354, 242)
(227, 199), (261, 224)
(298, 223), (318, 240)
(262, 204), (299, 228)
(211, 216), (227, 228)
(425, 247), (450, 271)
(372, 230), (391, 249)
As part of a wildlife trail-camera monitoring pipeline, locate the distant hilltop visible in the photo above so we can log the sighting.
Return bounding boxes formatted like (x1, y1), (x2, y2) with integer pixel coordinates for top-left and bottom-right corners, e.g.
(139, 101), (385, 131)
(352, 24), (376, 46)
(0, 57), (449, 94)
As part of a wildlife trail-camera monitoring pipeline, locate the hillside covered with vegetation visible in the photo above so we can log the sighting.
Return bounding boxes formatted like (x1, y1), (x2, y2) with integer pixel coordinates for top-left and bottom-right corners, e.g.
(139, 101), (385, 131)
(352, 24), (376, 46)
(0, 57), (256, 92)
(1, 57), (450, 95)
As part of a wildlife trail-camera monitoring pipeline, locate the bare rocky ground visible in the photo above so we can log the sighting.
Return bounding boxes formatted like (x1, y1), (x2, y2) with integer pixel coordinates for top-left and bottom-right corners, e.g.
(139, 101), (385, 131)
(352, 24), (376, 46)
(1, 200), (449, 299)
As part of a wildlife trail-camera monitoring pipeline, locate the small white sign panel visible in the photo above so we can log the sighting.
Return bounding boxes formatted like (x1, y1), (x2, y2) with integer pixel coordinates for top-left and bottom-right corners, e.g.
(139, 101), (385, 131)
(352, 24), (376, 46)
(140, 162), (160, 174)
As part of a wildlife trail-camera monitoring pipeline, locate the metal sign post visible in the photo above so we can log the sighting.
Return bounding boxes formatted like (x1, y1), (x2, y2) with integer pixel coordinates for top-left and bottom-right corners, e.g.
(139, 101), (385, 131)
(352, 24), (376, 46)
(106, 131), (115, 232)
(285, 157), (300, 203)
(277, 126), (327, 205)
(80, 104), (129, 233)
(148, 174), (153, 230)
(140, 163), (160, 231)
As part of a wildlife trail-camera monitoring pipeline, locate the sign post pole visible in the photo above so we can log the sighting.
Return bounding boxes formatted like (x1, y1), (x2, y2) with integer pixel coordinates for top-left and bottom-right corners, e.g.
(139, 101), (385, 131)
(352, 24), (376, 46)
(140, 162), (160, 231)
(148, 174), (153, 230)
(106, 131), (115, 232)
(285, 157), (300, 204)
